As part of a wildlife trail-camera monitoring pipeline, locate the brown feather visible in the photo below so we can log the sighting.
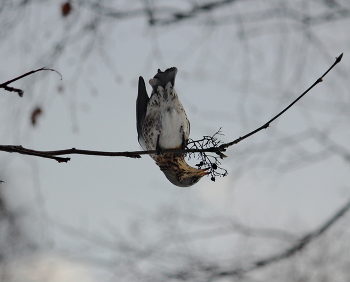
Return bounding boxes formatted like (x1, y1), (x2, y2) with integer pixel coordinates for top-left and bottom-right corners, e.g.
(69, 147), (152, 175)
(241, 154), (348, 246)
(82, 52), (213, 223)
(155, 153), (209, 182)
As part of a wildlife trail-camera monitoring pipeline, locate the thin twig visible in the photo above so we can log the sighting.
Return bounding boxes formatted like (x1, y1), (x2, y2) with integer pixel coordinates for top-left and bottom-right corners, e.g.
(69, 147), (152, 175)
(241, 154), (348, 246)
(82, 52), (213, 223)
(0, 67), (62, 97)
(151, 0), (238, 25)
(0, 145), (70, 162)
(164, 197), (350, 279)
(219, 53), (343, 150)
(211, 197), (350, 278)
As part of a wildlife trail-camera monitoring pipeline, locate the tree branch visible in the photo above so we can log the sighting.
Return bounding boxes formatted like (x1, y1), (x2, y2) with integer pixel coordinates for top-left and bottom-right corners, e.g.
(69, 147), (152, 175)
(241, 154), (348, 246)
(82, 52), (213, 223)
(0, 67), (62, 97)
(162, 197), (350, 280)
(0, 145), (226, 163)
(0, 54), (342, 164)
(211, 197), (350, 278)
(0, 145), (70, 163)
(151, 0), (239, 25)
(219, 53), (343, 150)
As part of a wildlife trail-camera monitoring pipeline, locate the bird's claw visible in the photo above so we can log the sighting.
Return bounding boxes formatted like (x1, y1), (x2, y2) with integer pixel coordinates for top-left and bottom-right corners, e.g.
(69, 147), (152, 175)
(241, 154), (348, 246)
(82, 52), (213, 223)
(156, 134), (163, 155)
(181, 133), (188, 150)
(156, 146), (163, 155)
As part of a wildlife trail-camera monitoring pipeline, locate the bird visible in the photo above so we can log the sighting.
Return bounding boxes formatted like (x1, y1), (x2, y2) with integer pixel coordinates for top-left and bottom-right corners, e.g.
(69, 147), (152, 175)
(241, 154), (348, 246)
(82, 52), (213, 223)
(137, 67), (209, 187)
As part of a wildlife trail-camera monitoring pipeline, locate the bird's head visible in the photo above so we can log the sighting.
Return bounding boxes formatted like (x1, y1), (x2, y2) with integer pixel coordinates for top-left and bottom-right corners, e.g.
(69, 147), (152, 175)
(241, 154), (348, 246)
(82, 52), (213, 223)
(162, 168), (209, 187)
(160, 157), (210, 187)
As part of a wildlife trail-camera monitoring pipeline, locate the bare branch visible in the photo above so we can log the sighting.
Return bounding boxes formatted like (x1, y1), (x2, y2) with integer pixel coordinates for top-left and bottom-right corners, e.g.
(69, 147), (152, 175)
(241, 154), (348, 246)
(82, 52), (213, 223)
(0, 68), (62, 97)
(219, 53), (343, 150)
(161, 198), (350, 280)
(0, 145), (222, 162)
(210, 197), (350, 278)
(0, 54), (342, 166)
(0, 145), (70, 163)
(151, 0), (239, 25)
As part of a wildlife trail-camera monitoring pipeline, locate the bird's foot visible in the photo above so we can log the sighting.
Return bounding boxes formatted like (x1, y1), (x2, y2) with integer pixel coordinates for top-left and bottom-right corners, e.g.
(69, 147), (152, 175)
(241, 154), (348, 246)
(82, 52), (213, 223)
(156, 135), (163, 155)
(181, 132), (188, 150)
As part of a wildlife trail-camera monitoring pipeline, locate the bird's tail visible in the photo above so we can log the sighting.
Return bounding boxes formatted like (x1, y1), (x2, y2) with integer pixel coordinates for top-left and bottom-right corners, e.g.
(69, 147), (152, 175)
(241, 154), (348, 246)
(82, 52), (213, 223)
(149, 67), (177, 91)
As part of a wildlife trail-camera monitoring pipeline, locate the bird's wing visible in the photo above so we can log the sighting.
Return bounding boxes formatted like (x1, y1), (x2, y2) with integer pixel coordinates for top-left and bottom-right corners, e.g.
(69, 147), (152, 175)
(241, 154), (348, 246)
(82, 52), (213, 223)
(136, 76), (149, 141)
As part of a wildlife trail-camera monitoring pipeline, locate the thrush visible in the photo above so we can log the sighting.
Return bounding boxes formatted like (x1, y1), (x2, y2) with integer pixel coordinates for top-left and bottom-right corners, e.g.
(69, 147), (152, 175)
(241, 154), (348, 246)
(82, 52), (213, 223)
(137, 67), (209, 187)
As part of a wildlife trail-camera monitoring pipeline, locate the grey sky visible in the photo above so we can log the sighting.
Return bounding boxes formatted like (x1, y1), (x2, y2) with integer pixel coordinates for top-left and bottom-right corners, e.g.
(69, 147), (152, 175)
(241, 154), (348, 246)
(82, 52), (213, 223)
(0, 1), (349, 281)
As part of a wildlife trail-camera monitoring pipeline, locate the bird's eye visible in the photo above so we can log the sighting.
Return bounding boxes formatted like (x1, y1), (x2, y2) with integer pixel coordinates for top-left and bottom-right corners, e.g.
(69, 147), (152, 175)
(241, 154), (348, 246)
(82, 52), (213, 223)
(191, 176), (199, 184)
